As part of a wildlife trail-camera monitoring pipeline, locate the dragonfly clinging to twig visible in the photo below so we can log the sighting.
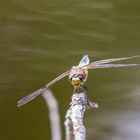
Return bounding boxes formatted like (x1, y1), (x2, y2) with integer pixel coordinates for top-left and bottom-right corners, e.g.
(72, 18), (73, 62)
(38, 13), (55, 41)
(17, 55), (140, 107)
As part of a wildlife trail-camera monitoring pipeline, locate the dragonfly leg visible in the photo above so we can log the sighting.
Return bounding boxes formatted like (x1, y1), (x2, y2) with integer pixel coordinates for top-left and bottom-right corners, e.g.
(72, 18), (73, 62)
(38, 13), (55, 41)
(72, 86), (77, 94)
(80, 84), (88, 95)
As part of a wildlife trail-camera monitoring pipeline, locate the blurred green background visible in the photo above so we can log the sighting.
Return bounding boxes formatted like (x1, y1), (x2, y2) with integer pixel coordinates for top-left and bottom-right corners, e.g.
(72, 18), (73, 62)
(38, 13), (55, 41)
(0, 0), (140, 140)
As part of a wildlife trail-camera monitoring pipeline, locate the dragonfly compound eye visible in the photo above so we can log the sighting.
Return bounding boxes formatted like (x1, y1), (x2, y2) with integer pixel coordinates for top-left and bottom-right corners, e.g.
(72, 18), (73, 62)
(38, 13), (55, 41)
(77, 74), (85, 81)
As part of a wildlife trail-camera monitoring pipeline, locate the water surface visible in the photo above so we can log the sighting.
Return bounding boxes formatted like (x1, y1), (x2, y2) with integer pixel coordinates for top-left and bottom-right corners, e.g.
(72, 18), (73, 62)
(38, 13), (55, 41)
(0, 0), (140, 140)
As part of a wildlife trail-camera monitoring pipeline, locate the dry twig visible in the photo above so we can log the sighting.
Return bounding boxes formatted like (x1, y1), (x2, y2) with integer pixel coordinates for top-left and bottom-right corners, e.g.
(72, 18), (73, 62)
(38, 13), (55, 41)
(42, 89), (62, 140)
(65, 93), (98, 140)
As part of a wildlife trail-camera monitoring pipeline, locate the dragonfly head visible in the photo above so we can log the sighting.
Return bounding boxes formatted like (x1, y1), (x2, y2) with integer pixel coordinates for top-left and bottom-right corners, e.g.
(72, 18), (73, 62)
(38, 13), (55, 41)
(71, 77), (81, 86)
(69, 73), (85, 86)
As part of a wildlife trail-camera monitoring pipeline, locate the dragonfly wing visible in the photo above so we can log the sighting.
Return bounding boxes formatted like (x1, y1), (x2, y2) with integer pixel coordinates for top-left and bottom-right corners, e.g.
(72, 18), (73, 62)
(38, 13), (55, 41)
(17, 70), (70, 107)
(88, 56), (140, 69)
(17, 88), (44, 107)
(88, 63), (140, 69)
(78, 55), (90, 67)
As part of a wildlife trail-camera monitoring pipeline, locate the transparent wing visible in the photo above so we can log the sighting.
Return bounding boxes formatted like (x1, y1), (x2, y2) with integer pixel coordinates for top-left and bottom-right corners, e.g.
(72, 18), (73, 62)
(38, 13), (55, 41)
(17, 70), (70, 107)
(87, 56), (140, 69)
(78, 55), (90, 67)
(89, 63), (140, 69)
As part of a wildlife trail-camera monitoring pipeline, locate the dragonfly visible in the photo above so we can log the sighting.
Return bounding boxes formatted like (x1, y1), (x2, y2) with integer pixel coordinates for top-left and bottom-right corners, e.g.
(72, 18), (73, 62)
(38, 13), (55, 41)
(17, 55), (140, 107)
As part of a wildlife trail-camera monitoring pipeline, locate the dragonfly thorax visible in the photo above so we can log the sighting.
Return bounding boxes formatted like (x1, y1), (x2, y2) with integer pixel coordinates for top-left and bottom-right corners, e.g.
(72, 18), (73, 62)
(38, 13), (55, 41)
(69, 66), (88, 87)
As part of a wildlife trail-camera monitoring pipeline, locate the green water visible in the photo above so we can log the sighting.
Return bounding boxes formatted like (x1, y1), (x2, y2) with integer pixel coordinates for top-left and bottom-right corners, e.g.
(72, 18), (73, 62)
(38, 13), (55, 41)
(0, 0), (140, 140)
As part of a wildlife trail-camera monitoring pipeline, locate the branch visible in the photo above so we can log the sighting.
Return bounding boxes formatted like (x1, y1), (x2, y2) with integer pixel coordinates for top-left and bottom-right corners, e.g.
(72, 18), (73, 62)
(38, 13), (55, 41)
(65, 93), (98, 140)
(42, 89), (62, 140)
